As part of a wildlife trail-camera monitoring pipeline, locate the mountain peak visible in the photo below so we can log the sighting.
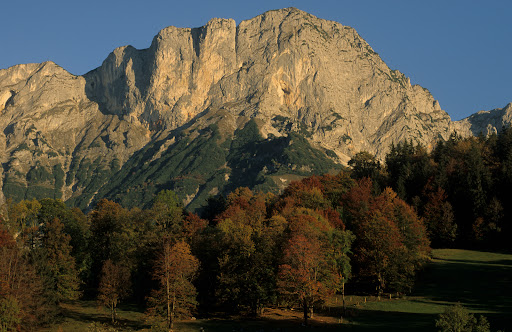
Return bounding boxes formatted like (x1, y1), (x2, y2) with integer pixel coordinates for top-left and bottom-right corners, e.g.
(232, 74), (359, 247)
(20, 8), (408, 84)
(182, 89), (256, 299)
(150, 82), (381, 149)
(0, 8), (507, 210)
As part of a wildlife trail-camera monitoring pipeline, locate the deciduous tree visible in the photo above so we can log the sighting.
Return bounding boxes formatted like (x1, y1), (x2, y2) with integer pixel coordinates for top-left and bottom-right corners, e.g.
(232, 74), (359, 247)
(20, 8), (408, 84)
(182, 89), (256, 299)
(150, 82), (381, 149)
(147, 240), (199, 331)
(97, 259), (131, 323)
(278, 234), (328, 326)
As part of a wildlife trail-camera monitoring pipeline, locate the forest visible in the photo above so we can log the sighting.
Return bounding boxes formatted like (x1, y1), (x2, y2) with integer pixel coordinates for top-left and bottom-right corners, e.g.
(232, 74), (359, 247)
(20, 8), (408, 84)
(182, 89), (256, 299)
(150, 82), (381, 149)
(1, 128), (512, 331)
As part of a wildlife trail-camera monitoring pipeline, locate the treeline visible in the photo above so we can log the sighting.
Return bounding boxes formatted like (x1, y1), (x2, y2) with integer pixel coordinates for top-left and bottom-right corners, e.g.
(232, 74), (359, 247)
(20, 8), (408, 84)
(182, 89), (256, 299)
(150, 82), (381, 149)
(351, 128), (512, 249)
(1, 128), (510, 330)
(1, 174), (429, 329)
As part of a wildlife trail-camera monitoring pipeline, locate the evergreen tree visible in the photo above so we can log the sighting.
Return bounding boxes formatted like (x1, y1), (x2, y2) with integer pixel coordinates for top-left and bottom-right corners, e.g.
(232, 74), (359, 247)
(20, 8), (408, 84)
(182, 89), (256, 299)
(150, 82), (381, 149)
(34, 218), (81, 304)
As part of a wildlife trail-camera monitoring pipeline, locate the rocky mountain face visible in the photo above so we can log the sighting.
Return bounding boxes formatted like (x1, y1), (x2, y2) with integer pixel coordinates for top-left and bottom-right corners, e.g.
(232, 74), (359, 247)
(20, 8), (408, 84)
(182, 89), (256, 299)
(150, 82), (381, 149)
(0, 8), (508, 210)
(454, 103), (512, 137)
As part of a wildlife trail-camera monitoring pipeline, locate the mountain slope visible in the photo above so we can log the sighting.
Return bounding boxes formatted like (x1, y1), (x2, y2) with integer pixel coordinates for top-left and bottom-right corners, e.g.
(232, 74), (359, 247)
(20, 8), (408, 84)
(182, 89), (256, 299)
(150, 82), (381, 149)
(0, 8), (507, 210)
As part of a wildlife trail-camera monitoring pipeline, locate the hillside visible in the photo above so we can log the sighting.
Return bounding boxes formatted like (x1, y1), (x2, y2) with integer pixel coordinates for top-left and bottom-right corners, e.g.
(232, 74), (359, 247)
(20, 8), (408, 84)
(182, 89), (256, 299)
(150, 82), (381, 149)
(0, 8), (509, 209)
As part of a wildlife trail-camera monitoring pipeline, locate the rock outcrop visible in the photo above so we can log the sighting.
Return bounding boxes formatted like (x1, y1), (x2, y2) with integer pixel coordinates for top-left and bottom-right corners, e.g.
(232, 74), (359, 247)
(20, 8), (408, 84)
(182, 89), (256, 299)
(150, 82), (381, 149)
(83, 8), (456, 160)
(455, 103), (512, 137)
(0, 8), (508, 209)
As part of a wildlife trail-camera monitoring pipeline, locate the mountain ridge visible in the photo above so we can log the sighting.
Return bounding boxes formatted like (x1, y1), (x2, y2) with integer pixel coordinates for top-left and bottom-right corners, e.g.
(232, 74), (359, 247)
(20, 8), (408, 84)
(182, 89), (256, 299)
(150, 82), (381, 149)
(0, 8), (509, 210)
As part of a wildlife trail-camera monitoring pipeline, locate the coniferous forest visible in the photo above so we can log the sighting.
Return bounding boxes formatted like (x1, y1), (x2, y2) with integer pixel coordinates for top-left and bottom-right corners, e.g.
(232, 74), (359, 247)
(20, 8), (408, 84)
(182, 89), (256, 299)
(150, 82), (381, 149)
(2, 129), (512, 331)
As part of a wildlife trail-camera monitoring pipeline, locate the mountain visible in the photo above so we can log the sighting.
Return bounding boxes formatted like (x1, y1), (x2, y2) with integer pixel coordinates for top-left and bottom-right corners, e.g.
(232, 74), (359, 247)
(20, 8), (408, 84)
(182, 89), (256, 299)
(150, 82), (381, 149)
(454, 103), (512, 137)
(0, 8), (508, 210)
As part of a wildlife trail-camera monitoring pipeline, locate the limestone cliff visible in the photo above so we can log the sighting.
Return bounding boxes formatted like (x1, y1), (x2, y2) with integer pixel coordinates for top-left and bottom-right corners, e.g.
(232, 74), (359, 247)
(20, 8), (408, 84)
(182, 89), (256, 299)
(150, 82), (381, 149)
(0, 8), (507, 209)
(84, 8), (455, 161)
(455, 103), (512, 137)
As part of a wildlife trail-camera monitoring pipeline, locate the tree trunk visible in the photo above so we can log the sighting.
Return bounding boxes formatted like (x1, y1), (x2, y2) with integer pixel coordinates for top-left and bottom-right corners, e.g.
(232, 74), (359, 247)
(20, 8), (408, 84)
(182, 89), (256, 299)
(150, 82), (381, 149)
(342, 281), (346, 316)
(170, 292), (176, 331)
(166, 277), (171, 330)
(303, 298), (309, 326)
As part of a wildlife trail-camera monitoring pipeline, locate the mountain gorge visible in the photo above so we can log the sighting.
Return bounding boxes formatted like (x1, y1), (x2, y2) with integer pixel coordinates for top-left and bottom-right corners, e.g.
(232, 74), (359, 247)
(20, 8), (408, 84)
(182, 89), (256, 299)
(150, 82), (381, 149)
(0, 8), (509, 211)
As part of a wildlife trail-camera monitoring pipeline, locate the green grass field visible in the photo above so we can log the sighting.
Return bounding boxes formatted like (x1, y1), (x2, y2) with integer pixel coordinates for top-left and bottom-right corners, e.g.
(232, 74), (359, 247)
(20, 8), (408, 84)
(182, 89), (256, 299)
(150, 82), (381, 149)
(340, 249), (512, 331)
(45, 249), (512, 331)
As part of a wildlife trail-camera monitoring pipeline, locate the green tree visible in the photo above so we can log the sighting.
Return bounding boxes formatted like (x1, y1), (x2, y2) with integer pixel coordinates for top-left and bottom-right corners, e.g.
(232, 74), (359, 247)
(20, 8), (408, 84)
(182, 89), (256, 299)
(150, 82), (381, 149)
(214, 190), (279, 314)
(34, 217), (81, 304)
(151, 190), (184, 234)
(7, 199), (41, 228)
(435, 303), (490, 332)
(325, 228), (354, 314)
(348, 151), (385, 192)
(37, 199), (90, 280)
(0, 296), (21, 332)
(385, 141), (433, 202)
(88, 199), (135, 292)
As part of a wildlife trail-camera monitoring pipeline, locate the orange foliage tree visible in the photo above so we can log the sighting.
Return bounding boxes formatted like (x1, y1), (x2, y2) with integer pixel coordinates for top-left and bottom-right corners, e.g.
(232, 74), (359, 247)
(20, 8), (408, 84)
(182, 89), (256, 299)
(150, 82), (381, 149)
(147, 240), (199, 331)
(275, 199), (353, 325)
(97, 259), (131, 323)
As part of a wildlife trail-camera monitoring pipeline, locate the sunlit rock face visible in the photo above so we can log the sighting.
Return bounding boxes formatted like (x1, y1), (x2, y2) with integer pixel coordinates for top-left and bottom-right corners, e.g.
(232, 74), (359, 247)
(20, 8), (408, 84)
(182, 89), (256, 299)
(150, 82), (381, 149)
(84, 8), (455, 160)
(455, 103), (512, 137)
(0, 8), (507, 208)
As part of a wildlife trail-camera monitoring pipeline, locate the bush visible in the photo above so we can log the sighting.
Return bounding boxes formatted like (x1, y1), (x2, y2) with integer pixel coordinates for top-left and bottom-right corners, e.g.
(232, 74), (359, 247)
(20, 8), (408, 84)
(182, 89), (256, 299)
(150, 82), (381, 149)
(435, 303), (490, 332)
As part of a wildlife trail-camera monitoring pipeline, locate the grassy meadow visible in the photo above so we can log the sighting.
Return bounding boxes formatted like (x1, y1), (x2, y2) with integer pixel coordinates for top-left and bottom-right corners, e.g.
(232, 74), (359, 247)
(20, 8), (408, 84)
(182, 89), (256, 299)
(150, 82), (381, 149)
(45, 249), (512, 331)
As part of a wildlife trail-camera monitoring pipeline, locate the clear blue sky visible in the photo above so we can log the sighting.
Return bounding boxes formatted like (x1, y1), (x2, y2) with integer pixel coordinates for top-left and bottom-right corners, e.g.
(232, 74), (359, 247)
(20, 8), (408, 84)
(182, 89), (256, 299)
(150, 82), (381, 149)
(1, 0), (510, 120)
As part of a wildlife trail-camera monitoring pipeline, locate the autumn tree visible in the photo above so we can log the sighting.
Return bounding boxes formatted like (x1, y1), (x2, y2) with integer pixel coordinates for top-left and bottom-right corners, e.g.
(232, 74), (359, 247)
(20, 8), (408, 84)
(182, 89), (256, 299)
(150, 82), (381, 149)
(342, 180), (429, 295)
(213, 189), (279, 314)
(278, 234), (325, 326)
(97, 260), (131, 323)
(147, 240), (199, 331)
(0, 220), (48, 329)
(276, 203), (353, 325)
(422, 187), (457, 246)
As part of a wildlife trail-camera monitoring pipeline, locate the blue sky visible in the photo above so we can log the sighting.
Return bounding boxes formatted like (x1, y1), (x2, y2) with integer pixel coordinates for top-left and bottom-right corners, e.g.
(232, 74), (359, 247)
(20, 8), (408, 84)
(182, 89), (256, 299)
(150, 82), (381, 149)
(1, 0), (510, 120)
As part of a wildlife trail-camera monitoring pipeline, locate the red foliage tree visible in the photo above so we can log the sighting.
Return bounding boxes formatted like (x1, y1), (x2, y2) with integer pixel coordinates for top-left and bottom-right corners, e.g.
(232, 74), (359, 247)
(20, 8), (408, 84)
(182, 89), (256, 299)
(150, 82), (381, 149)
(0, 221), (47, 330)
(278, 234), (328, 326)
(343, 180), (430, 294)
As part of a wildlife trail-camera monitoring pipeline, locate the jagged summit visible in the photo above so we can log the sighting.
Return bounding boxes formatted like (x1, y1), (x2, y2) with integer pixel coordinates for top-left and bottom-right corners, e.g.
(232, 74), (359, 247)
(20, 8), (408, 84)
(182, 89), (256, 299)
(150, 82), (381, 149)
(0, 8), (508, 209)
(83, 7), (453, 157)
(455, 103), (512, 136)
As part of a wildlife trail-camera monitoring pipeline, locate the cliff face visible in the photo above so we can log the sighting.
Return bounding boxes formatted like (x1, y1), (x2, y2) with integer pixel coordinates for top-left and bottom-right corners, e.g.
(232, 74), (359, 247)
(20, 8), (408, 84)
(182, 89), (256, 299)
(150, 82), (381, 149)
(0, 8), (507, 209)
(455, 103), (512, 137)
(0, 62), (150, 206)
(83, 8), (455, 160)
